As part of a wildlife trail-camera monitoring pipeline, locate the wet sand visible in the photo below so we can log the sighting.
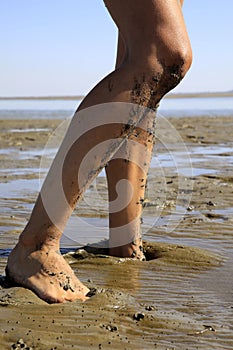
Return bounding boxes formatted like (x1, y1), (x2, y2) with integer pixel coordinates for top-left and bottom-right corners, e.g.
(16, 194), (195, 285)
(0, 115), (233, 349)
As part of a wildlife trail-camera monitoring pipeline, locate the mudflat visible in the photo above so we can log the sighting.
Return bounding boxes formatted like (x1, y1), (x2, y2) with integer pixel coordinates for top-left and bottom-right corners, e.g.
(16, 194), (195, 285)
(0, 115), (232, 349)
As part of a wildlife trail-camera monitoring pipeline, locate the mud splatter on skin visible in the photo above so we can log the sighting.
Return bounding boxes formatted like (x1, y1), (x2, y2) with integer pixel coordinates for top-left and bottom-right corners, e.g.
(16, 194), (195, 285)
(121, 125), (155, 150)
(42, 267), (76, 293)
(130, 63), (184, 110)
(131, 250), (137, 258)
(129, 238), (145, 260)
(158, 62), (185, 100)
(131, 73), (161, 110)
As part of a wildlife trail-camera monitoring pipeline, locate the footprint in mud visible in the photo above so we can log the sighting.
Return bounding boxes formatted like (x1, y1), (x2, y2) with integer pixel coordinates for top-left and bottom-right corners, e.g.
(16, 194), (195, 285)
(63, 240), (221, 268)
(0, 240), (221, 306)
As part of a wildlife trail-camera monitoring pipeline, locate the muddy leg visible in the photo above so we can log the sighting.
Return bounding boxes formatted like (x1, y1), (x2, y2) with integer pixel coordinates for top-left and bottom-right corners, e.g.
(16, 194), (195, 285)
(106, 116), (155, 259)
(6, 0), (192, 303)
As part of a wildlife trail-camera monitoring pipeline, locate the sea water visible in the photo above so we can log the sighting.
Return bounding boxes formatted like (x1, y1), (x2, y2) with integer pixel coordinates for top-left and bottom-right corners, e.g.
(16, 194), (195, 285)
(0, 96), (232, 119)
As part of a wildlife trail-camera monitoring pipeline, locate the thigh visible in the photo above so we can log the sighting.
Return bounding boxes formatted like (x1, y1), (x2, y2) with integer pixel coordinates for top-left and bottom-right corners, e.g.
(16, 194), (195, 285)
(115, 31), (127, 68)
(104, 0), (189, 59)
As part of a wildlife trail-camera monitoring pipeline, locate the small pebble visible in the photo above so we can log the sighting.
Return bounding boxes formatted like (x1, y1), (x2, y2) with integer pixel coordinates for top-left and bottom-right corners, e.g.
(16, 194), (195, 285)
(145, 305), (155, 311)
(207, 200), (216, 206)
(133, 312), (145, 321)
(105, 324), (118, 332)
(11, 339), (33, 350)
(187, 205), (194, 211)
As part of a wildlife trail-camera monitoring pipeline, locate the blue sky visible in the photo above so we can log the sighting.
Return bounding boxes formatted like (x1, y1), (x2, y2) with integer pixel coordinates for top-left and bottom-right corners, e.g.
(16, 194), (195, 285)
(1, 0), (233, 96)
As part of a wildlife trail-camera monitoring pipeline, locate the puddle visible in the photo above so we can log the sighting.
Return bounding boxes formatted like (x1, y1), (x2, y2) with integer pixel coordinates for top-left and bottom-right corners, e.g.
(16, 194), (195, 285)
(150, 143), (233, 177)
(0, 167), (47, 176)
(6, 128), (52, 133)
(190, 144), (233, 156)
(0, 147), (57, 160)
(0, 178), (40, 198)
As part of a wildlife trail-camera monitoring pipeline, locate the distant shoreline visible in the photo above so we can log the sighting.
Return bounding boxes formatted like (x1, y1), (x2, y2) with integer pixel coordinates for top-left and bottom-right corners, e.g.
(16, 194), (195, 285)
(0, 91), (233, 100)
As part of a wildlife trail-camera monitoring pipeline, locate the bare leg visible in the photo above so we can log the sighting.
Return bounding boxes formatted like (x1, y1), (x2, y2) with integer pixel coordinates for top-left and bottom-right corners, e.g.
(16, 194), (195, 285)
(106, 123), (155, 259)
(107, 32), (152, 258)
(107, 0), (190, 258)
(6, 0), (192, 303)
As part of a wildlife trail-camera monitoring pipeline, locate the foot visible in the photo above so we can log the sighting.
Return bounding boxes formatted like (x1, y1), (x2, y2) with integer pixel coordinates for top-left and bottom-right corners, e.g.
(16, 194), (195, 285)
(6, 242), (90, 303)
(109, 238), (145, 260)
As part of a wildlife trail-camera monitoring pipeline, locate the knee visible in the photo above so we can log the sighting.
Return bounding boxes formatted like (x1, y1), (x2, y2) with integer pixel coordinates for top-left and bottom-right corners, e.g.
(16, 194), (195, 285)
(163, 44), (192, 81)
(180, 46), (193, 76)
(157, 43), (193, 96)
(128, 42), (192, 108)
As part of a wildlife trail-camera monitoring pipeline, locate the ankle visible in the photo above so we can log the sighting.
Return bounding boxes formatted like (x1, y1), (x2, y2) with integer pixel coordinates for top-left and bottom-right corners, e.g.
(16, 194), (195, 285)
(19, 228), (61, 252)
(109, 239), (144, 259)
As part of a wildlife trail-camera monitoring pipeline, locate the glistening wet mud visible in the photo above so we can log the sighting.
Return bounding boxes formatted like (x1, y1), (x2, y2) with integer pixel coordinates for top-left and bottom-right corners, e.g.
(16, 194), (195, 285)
(0, 240), (222, 350)
(0, 115), (232, 349)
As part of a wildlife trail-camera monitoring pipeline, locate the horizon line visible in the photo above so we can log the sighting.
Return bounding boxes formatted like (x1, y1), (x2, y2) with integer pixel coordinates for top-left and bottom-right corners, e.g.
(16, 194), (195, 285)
(0, 90), (233, 100)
